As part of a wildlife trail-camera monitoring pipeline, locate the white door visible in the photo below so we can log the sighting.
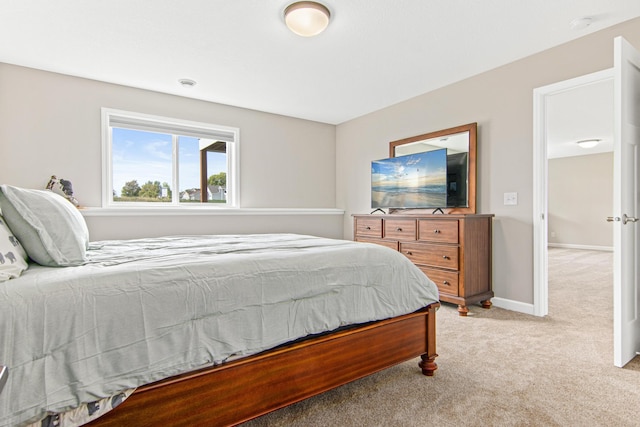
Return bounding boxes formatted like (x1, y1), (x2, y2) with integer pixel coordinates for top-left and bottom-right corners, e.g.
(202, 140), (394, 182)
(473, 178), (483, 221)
(613, 36), (640, 368)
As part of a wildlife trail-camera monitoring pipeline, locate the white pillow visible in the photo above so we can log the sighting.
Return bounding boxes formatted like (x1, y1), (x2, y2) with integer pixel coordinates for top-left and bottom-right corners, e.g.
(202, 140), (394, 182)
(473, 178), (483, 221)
(0, 214), (29, 281)
(0, 185), (89, 267)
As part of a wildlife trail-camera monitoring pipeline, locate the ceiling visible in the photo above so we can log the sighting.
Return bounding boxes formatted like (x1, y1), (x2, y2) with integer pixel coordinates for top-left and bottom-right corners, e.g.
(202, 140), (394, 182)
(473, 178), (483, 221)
(1, 0), (639, 127)
(547, 78), (614, 159)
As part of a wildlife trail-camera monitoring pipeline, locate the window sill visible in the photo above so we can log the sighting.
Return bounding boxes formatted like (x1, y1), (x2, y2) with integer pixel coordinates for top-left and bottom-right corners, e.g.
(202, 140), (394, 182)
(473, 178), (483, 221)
(80, 207), (345, 217)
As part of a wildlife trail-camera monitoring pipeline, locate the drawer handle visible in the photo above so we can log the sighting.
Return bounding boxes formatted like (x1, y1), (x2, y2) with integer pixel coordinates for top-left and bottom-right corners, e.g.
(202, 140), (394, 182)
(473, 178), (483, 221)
(365, 226), (371, 230)
(406, 251), (413, 256)
(396, 227), (403, 231)
(443, 281), (450, 285)
(434, 229), (440, 234)
(442, 255), (449, 260)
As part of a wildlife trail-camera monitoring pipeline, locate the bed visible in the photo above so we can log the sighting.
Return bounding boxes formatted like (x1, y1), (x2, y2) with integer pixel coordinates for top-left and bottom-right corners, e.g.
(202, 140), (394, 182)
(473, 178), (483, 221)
(0, 185), (439, 427)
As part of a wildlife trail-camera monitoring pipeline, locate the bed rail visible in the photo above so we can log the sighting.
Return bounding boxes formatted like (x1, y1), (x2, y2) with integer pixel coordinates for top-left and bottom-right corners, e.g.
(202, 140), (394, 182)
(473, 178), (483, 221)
(88, 303), (439, 427)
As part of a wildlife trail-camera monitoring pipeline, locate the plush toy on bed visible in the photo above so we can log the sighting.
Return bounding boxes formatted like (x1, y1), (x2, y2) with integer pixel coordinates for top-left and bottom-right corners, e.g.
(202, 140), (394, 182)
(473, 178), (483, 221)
(46, 175), (80, 207)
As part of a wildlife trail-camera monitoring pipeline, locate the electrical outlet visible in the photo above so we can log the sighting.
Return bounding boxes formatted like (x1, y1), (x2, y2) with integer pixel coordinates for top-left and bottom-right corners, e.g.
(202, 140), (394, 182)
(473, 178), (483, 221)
(504, 192), (518, 206)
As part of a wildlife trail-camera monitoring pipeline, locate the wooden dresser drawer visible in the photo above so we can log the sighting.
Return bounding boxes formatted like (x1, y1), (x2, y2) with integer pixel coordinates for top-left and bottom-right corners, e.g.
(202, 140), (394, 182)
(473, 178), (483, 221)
(418, 220), (459, 243)
(353, 213), (494, 317)
(384, 219), (416, 240)
(420, 267), (459, 296)
(355, 217), (383, 238)
(399, 242), (459, 270)
(355, 237), (399, 251)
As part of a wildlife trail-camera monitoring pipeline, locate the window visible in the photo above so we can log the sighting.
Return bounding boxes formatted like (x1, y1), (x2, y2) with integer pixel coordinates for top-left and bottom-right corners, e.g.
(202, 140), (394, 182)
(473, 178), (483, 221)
(101, 108), (239, 208)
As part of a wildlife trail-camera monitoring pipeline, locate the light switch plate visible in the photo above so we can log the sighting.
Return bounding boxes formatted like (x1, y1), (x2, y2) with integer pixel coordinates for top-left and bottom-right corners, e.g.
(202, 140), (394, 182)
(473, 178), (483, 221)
(504, 192), (518, 205)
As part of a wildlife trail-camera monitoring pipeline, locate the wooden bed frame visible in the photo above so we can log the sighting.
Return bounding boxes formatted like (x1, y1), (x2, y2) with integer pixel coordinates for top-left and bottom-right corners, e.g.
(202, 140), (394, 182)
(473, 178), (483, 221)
(87, 303), (439, 427)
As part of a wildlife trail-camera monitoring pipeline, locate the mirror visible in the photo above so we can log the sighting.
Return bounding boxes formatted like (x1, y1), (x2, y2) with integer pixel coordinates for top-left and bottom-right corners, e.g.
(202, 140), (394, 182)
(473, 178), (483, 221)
(389, 122), (477, 214)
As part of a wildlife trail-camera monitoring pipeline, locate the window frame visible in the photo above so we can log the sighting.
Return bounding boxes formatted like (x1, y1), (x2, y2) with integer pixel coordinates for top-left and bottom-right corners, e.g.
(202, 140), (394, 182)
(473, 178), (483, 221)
(101, 108), (240, 209)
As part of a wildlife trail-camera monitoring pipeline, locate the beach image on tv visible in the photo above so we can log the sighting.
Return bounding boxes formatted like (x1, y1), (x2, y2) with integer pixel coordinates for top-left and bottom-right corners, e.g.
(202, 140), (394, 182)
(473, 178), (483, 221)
(371, 148), (447, 208)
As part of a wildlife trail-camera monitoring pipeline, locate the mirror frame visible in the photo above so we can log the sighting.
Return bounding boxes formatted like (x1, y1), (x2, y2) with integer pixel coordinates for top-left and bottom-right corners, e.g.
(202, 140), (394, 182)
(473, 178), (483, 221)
(389, 122), (477, 215)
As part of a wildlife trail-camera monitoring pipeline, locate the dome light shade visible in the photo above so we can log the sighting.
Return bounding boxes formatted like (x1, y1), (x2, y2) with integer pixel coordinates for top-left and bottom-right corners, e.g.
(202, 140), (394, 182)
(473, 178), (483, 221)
(576, 139), (600, 148)
(284, 2), (330, 37)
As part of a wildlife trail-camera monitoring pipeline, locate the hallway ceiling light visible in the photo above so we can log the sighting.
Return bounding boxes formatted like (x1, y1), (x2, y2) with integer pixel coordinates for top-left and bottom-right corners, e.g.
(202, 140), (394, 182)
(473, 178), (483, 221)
(284, 2), (330, 37)
(576, 139), (600, 148)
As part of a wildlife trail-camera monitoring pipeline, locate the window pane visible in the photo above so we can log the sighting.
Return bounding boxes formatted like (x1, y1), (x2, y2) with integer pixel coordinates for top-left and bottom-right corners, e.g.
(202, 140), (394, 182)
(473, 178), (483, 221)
(112, 128), (173, 203)
(178, 137), (228, 203)
(206, 150), (227, 203)
(178, 136), (200, 203)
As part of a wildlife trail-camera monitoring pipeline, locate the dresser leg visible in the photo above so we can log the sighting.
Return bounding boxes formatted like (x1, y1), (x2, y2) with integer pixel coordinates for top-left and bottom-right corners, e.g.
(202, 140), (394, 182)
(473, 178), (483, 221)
(481, 299), (492, 309)
(457, 305), (469, 316)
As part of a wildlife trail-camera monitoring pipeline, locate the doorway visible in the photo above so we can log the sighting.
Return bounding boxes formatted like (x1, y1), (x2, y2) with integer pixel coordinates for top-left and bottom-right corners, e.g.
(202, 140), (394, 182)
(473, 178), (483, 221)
(532, 68), (614, 317)
(535, 37), (640, 367)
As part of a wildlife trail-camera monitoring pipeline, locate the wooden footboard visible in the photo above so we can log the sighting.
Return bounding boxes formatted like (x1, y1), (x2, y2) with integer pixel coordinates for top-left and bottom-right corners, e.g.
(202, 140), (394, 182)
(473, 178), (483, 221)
(88, 303), (439, 427)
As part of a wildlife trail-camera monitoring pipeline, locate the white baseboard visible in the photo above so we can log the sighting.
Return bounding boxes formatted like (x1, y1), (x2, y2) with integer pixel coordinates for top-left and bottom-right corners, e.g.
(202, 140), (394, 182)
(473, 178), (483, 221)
(548, 243), (613, 252)
(491, 297), (535, 316)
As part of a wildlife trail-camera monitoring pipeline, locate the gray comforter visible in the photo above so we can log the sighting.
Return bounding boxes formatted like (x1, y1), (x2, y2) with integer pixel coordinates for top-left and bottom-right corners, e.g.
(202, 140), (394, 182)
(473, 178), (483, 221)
(0, 234), (439, 427)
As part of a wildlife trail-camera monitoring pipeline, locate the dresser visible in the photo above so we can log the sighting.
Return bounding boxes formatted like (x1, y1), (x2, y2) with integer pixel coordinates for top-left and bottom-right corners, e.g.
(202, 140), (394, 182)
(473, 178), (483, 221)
(353, 214), (494, 316)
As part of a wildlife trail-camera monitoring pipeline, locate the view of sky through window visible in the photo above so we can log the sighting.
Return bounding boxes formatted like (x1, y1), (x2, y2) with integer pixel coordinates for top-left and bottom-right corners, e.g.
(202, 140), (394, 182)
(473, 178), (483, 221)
(112, 128), (226, 197)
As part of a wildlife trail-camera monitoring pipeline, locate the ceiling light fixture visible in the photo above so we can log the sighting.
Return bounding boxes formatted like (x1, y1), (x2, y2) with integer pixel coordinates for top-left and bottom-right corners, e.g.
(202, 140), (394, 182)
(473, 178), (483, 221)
(576, 139), (601, 148)
(284, 1), (330, 37)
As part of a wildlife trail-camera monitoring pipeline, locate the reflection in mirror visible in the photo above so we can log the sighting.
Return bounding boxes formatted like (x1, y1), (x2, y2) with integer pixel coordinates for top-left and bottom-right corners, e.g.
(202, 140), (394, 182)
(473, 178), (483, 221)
(390, 123), (477, 214)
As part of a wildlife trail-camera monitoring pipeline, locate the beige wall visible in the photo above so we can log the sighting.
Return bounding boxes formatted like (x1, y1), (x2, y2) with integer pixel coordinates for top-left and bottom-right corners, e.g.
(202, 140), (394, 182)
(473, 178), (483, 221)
(0, 64), (342, 240)
(336, 17), (640, 305)
(548, 153), (613, 248)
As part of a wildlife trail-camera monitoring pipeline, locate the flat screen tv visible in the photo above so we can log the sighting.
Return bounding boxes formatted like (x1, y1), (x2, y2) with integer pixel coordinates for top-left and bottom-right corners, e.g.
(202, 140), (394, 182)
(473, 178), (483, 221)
(371, 148), (448, 209)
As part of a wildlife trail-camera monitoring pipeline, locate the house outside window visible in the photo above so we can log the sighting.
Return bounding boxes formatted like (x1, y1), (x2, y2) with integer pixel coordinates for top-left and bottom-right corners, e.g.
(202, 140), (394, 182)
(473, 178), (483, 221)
(101, 108), (239, 208)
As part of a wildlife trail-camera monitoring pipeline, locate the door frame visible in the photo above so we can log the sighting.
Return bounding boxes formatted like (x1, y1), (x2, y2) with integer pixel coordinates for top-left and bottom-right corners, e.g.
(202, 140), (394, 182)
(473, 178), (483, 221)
(532, 68), (614, 317)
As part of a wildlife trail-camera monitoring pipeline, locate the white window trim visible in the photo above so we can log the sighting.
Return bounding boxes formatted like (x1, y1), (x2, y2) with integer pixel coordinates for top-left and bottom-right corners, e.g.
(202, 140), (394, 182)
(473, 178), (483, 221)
(101, 108), (240, 209)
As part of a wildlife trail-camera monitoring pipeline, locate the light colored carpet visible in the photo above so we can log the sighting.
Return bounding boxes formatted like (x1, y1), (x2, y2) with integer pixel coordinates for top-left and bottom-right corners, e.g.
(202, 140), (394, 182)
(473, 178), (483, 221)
(242, 248), (640, 426)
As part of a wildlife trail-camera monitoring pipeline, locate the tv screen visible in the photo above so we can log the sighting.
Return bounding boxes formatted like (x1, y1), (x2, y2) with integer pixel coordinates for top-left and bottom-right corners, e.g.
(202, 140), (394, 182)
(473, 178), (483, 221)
(371, 148), (448, 209)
